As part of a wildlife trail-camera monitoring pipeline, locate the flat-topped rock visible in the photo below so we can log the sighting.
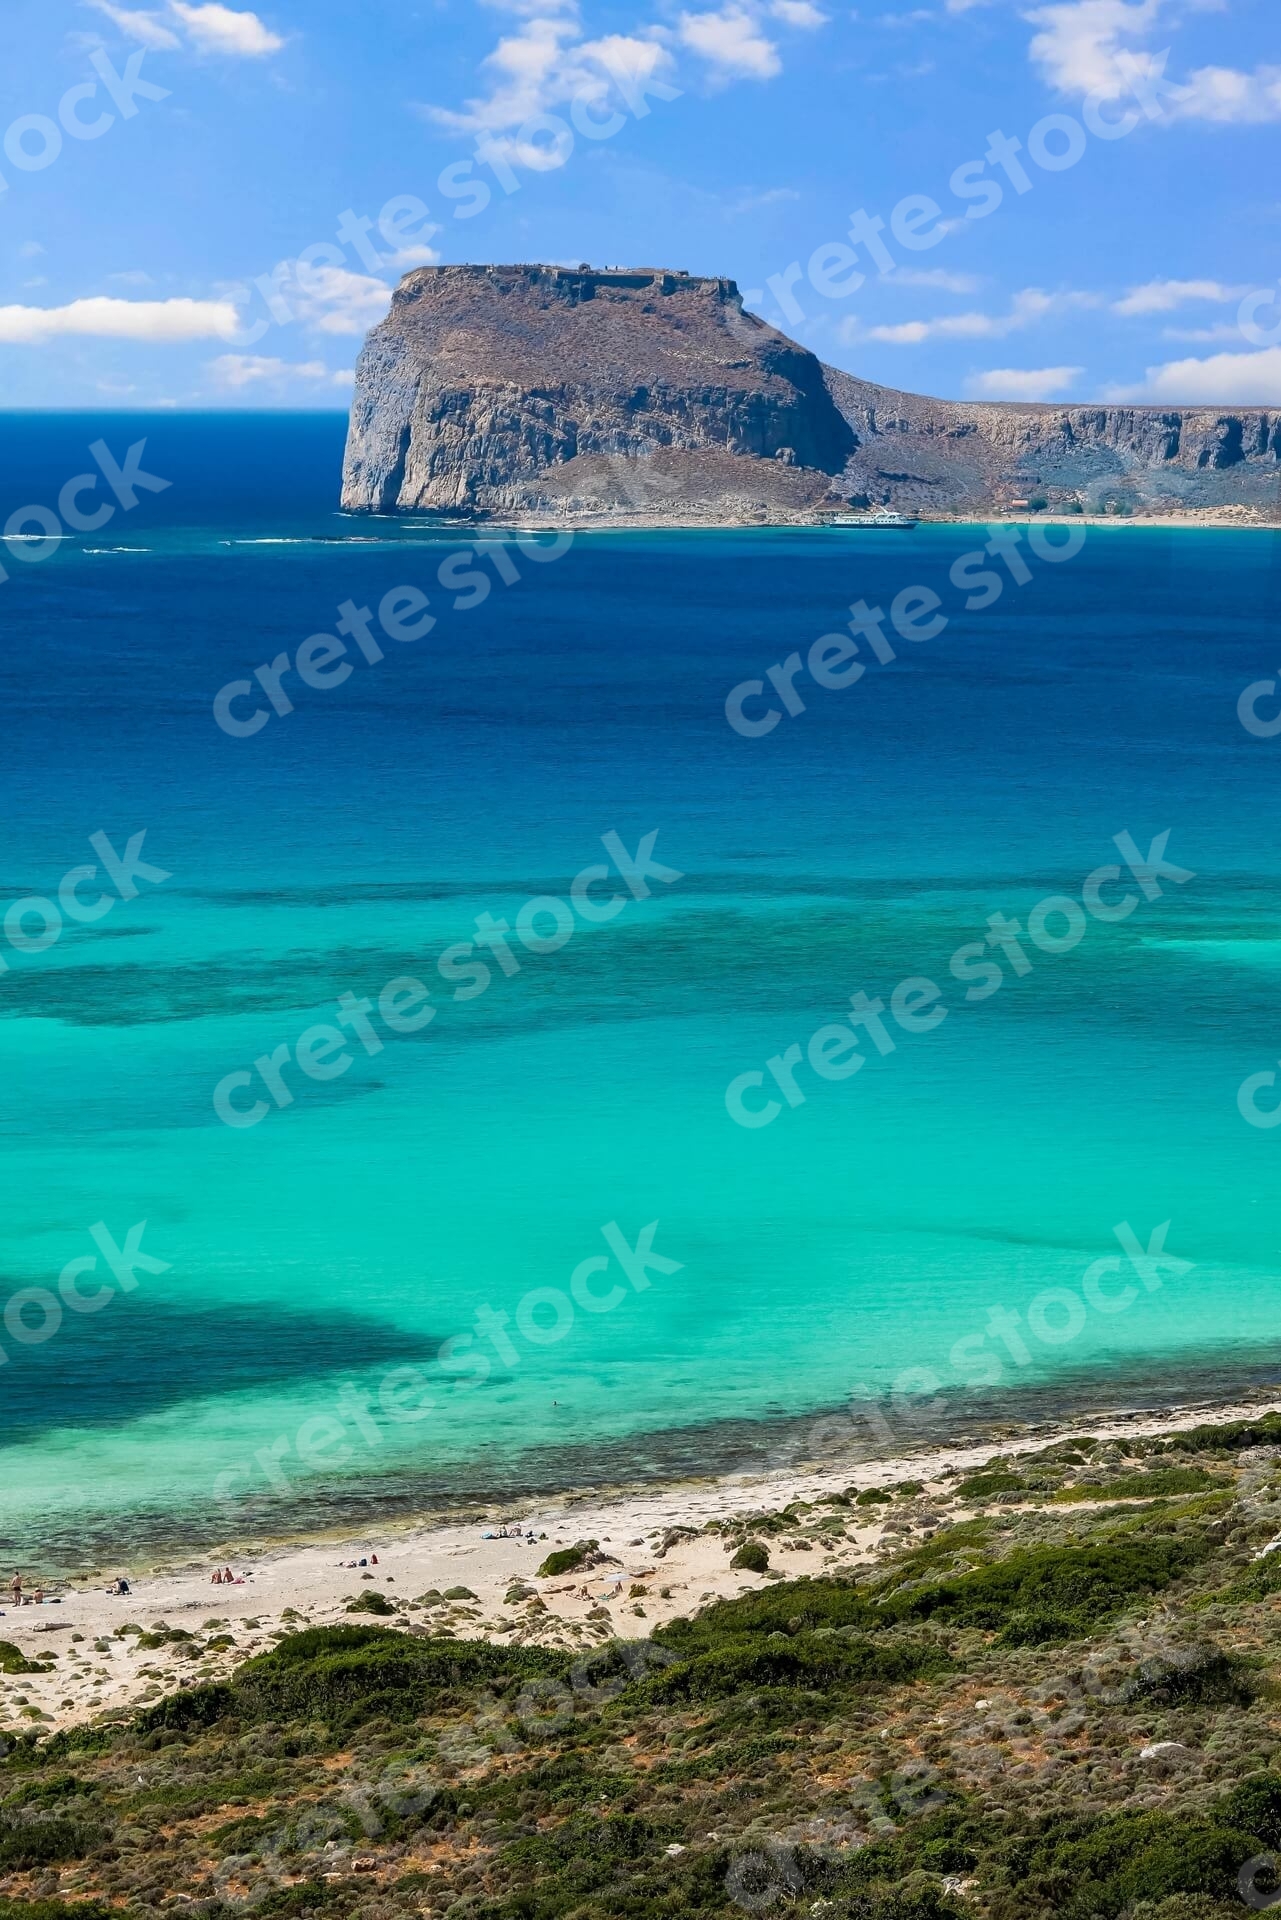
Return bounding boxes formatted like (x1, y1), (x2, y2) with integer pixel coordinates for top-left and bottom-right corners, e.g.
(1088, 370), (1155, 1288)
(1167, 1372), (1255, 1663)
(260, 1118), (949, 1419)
(341, 262), (1281, 522)
(341, 263), (853, 518)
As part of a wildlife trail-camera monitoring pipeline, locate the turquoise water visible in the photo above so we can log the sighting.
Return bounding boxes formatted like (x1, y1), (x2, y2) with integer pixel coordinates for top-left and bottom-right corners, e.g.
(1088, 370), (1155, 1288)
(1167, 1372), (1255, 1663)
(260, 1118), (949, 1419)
(1, 412), (1280, 1566)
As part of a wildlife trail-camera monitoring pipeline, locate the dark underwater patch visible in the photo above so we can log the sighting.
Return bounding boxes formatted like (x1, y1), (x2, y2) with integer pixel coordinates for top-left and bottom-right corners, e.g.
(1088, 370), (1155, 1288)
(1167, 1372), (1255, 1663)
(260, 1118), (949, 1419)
(0, 1298), (437, 1444)
(1, 883), (1276, 1037)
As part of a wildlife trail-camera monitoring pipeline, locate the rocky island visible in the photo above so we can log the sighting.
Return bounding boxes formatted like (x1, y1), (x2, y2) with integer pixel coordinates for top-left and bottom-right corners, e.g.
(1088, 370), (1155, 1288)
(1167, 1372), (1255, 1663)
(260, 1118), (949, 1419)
(341, 263), (1281, 524)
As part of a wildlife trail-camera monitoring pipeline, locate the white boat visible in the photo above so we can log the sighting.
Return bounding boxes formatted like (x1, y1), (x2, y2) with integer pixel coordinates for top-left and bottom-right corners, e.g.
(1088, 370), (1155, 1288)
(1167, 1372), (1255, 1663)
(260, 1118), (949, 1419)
(827, 509), (918, 529)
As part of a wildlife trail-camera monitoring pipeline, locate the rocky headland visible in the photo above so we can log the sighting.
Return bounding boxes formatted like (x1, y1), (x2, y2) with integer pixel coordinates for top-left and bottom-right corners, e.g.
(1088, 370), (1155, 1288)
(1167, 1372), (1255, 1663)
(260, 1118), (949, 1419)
(341, 263), (1281, 524)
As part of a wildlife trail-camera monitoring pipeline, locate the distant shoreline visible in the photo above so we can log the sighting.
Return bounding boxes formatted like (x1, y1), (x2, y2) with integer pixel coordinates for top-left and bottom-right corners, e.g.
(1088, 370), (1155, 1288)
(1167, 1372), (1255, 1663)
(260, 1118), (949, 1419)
(393, 512), (1281, 533)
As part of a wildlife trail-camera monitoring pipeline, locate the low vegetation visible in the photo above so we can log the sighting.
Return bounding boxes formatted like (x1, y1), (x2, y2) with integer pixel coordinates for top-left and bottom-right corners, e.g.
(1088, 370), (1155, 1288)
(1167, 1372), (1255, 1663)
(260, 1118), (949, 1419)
(4, 1415), (1281, 1917)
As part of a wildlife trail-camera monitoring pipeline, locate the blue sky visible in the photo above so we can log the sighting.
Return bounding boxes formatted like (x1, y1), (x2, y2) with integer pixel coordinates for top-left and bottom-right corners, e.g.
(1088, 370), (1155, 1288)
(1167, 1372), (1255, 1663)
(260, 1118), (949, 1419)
(2, 0), (1278, 407)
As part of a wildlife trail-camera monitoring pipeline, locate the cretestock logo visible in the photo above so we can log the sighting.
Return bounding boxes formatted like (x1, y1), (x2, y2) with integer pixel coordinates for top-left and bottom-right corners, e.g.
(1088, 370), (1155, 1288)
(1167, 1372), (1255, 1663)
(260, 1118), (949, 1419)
(0, 50), (168, 198)
(0, 830), (170, 970)
(214, 1219), (681, 1503)
(1, 440), (170, 585)
(0, 1221), (167, 1364)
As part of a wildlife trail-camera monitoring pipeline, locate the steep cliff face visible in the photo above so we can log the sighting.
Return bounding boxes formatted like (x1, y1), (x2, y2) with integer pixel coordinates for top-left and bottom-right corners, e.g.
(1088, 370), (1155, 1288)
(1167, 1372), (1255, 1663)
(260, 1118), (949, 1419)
(341, 264), (1281, 521)
(342, 263), (853, 518)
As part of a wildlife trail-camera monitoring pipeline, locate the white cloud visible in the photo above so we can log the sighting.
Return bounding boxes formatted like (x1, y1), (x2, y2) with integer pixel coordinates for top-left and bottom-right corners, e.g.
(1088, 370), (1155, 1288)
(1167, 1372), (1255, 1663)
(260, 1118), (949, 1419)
(677, 8), (780, 79)
(851, 286), (1097, 343)
(217, 256), (414, 337)
(1176, 62), (1281, 123)
(423, 18), (677, 160)
(965, 365), (1085, 399)
(168, 3), (283, 54)
(1025, 0), (1281, 126)
(288, 264), (396, 334)
(770, 0), (827, 25)
(381, 241), (442, 269)
(1160, 322), (1245, 343)
(433, 14), (580, 133)
(18, 242), (45, 259)
(1105, 346), (1281, 403)
(1025, 0), (1161, 96)
(424, 0), (818, 144)
(480, 0), (578, 14)
(1114, 276), (1247, 315)
(89, 0), (283, 55)
(856, 319), (928, 343)
(880, 266), (982, 292)
(87, 1), (182, 49)
(0, 296), (240, 343)
(728, 185), (801, 212)
(208, 354), (349, 388)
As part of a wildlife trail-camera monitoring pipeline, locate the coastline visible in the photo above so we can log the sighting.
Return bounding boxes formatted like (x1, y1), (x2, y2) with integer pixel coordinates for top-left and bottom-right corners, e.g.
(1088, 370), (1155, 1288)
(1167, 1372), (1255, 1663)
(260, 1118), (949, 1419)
(7, 1387), (1281, 1737)
(15, 1344), (1281, 1576)
(382, 511), (1281, 534)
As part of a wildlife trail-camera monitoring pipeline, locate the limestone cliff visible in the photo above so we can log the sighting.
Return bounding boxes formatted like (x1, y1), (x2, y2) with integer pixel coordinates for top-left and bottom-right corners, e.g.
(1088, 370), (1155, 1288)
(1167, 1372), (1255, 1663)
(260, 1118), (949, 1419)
(823, 367), (1281, 519)
(341, 264), (1281, 522)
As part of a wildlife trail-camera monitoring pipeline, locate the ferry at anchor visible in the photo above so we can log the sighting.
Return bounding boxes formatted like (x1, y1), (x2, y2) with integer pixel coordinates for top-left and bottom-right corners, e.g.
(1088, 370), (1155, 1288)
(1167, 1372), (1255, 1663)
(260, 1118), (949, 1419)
(827, 508), (919, 528)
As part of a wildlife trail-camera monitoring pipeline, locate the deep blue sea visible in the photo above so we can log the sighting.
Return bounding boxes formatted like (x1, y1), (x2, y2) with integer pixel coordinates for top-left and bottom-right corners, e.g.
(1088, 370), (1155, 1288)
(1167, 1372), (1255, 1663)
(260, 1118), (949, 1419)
(2, 410), (1280, 1569)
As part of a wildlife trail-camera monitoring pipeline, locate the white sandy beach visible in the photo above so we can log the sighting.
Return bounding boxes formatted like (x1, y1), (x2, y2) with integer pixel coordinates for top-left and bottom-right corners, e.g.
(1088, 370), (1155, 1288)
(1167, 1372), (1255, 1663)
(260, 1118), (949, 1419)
(498, 507), (1280, 532)
(3, 1393), (1277, 1737)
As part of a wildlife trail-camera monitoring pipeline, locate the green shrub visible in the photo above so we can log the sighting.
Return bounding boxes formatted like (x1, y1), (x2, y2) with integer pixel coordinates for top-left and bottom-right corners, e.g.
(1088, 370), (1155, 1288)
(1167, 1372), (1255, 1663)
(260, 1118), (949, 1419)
(1166, 1413), (1281, 1454)
(956, 1472), (1027, 1501)
(662, 1536), (1204, 1662)
(0, 1903), (111, 1920)
(537, 1545), (593, 1578)
(1054, 1469), (1227, 1502)
(994, 1803), (1279, 1917)
(344, 1590), (396, 1616)
(1219, 1551), (1281, 1602)
(234, 1627), (569, 1728)
(993, 1609), (1083, 1647)
(642, 1633), (951, 1703)
(0, 1644), (51, 1676)
(0, 1818), (104, 1870)
(1123, 1646), (1256, 1708)
(0, 1776), (95, 1811)
(876, 1538), (1207, 1636)
(134, 1627), (194, 1649)
(135, 1683), (234, 1733)
(1213, 1771), (1281, 1848)
(730, 1541), (770, 1573)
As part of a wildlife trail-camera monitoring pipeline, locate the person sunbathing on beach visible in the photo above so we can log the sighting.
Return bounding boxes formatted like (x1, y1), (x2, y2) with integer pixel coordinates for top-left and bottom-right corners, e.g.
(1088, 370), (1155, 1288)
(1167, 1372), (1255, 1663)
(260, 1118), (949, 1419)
(9, 1573), (20, 1605)
(211, 1569), (223, 1584)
